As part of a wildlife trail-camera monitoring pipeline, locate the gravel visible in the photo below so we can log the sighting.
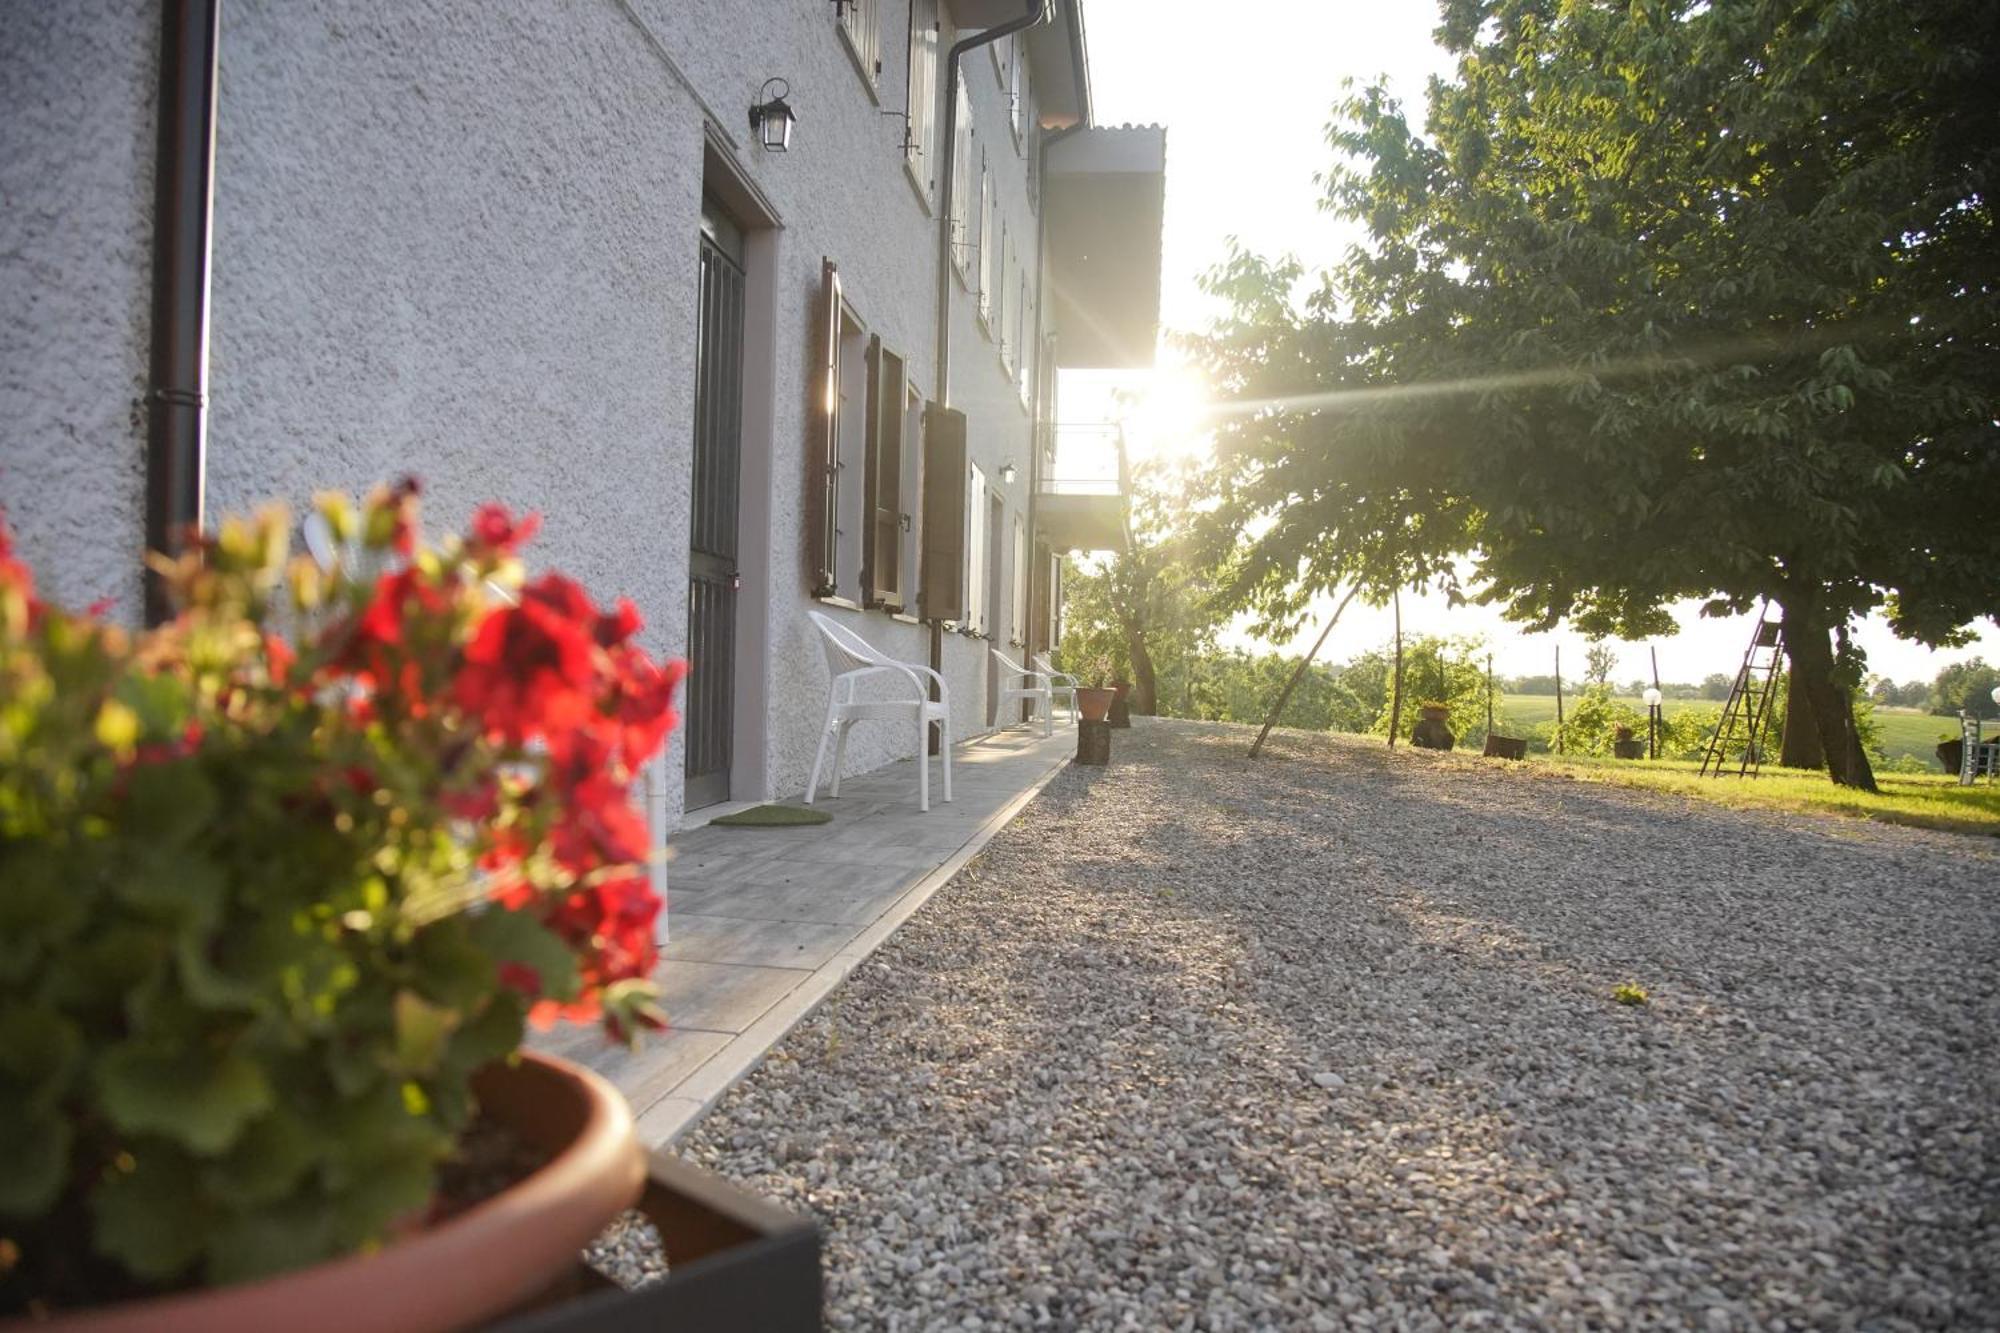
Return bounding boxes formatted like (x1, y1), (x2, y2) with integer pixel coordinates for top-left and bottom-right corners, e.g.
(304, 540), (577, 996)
(677, 719), (2000, 1330)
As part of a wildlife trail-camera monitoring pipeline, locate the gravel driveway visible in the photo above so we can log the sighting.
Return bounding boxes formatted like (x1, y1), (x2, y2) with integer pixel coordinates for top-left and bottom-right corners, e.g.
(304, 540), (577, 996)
(678, 719), (1999, 1331)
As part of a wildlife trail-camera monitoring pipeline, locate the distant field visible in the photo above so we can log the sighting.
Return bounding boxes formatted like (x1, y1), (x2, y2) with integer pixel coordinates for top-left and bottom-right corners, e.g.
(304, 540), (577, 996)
(1498, 694), (1956, 768)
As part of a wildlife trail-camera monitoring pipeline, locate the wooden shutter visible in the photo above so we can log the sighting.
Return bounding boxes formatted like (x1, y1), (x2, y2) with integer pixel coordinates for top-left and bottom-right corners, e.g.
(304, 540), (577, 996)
(863, 339), (905, 609)
(919, 404), (966, 622)
(812, 259), (842, 596)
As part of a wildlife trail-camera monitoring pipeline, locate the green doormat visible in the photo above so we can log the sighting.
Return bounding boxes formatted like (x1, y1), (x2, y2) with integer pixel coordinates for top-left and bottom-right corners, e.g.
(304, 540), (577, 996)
(708, 804), (832, 828)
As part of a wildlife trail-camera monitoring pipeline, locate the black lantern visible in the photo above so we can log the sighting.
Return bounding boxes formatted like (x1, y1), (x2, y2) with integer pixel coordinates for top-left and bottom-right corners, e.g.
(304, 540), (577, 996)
(749, 79), (796, 153)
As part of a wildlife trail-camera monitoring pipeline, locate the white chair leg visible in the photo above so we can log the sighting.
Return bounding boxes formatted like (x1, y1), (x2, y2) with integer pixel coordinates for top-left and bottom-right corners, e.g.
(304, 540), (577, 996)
(940, 715), (953, 803)
(916, 713), (930, 813)
(830, 720), (850, 798)
(1041, 692), (1052, 737)
(804, 706), (837, 804)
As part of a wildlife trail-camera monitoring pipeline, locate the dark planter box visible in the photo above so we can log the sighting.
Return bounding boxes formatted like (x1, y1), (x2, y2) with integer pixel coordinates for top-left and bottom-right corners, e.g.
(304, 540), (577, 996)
(488, 1152), (821, 1331)
(1612, 739), (1646, 760)
(1483, 734), (1528, 760)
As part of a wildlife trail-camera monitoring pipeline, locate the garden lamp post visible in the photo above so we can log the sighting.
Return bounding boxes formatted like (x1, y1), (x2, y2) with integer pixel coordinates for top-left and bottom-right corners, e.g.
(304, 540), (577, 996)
(1642, 686), (1663, 759)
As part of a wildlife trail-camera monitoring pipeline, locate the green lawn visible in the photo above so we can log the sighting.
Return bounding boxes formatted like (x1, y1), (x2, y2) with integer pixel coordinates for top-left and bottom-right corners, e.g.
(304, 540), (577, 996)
(1497, 694), (1958, 767)
(1510, 752), (2000, 838)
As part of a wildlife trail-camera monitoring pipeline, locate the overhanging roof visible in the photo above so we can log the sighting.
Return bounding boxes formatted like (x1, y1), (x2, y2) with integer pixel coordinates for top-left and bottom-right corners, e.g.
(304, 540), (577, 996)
(1044, 125), (1165, 369)
(949, 0), (1091, 129)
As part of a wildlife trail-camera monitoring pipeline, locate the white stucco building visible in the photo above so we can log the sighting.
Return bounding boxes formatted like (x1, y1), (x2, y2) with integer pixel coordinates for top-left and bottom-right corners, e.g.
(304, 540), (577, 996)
(0, 0), (1163, 824)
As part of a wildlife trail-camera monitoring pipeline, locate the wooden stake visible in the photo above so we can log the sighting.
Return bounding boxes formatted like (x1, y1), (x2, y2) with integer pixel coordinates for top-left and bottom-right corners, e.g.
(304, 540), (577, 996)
(1388, 589), (1405, 748)
(1249, 584), (1361, 760)
(1486, 652), (1495, 734)
(1554, 643), (1565, 755)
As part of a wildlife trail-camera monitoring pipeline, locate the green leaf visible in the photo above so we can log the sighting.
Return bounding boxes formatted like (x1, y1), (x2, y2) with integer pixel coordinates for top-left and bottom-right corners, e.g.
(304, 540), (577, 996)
(93, 1142), (208, 1281)
(96, 1043), (274, 1156)
(204, 1195), (336, 1286)
(463, 908), (580, 1003)
(0, 1101), (71, 1216)
(202, 1107), (317, 1210)
(122, 759), (217, 848)
(391, 989), (460, 1076)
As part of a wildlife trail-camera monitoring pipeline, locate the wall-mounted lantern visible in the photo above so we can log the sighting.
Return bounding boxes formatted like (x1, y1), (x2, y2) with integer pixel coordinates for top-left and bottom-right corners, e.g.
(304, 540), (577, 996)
(749, 79), (796, 152)
(999, 463), (1018, 485)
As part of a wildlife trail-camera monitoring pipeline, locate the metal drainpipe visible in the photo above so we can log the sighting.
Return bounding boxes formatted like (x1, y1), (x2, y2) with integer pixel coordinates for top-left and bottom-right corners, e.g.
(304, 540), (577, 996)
(1027, 121), (1082, 663)
(144, 0), (222, 626)
(928, 0), (1048, 737)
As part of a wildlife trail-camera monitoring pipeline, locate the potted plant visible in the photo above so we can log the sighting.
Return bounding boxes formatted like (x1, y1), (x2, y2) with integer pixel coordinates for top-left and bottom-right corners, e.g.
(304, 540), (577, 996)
(0, 486), (690, 1330)
(1410, 700), (1455, 750)
(1073, 656), (1117, 724)
(1612, 723), (1646, 760)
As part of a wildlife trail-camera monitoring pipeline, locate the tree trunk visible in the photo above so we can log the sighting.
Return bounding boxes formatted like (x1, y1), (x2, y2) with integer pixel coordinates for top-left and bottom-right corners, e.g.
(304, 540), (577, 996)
(1249, 584), (1360, 760)
(1777, 642), (1824, 770)
(1777, 593), (1878, 792)
(1120, 612), (1158, 715)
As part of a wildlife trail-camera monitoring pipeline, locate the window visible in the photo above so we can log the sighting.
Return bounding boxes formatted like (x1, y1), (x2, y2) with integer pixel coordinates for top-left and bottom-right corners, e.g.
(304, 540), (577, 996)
(1011, 516), (1027, 645)
(965, 464), (989, 635)
(814, 257), (914, 607)
(836, 0), (882, 90)
(1016, 269), (1032, 402)
(978, 155), (996, 325)
(1009, 42), (1026, 143)
(991, 34), (1010, 88)
(863, 340), (907, 608)
(904, 0), (939, 187)
(950, 82), (973, 281)
(995, 226), (1010, 358)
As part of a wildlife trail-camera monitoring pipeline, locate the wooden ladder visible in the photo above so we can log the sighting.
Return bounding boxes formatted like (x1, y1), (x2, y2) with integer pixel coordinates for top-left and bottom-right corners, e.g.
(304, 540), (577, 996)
(1700, 610), (1785, 778)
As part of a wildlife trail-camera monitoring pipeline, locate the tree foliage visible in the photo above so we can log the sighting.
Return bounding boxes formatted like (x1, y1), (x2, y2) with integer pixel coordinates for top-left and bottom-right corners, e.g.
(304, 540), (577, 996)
(1192, 0), (2000, 790)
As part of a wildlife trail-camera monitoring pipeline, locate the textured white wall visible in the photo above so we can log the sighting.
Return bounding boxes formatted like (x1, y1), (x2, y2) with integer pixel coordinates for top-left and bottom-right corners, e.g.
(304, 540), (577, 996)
(0, 0), (157, 620)
(0, 0), (1056, 820)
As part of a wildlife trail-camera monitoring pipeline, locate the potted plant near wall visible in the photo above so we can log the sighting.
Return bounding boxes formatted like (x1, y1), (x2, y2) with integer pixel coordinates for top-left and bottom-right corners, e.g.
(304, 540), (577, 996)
(1074, 655), (1117, 725)
(0, 488), (692, 1331)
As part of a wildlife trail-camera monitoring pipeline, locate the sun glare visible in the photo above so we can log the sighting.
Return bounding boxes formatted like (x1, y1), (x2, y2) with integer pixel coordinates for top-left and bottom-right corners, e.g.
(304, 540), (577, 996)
(1121, 359), (1214, 467)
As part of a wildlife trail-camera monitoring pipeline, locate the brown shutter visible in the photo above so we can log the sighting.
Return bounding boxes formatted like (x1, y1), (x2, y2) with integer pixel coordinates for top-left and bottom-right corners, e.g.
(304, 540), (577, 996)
(812, 259), (842, 597)
(864, 342), (906, 609)
(919, 403), (966, 622)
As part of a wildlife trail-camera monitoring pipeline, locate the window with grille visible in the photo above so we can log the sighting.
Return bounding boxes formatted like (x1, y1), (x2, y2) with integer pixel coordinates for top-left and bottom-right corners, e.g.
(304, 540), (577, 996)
(950, 82), (973, 279)
(835, 0), (882, 89)
(905, 0), (939, 185)
(978, 156), (996, 324)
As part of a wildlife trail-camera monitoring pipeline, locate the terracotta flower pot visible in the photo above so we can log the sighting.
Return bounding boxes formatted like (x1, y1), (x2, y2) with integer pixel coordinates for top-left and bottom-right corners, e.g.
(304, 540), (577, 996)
(27, 1051), (644, 1333)
(1077, 687), (1117, 723)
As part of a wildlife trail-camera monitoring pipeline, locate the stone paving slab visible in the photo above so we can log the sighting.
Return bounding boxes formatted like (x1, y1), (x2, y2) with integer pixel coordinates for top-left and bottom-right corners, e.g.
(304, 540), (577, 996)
(534, 722), (1075, 1148)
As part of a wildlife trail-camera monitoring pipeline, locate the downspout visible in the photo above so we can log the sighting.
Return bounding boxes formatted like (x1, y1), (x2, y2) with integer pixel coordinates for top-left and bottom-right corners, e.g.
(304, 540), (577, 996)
(144, 0), (222, 626)
(1028, 121), (1083, 663)
(928, 0), (1048, 733)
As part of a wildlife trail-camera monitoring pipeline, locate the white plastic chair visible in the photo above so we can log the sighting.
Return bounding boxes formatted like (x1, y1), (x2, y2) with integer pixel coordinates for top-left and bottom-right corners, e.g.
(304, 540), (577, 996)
(1033, 653), (1080, 726)
(991, 649), (1053, 736)
(805, 611), (952, 812)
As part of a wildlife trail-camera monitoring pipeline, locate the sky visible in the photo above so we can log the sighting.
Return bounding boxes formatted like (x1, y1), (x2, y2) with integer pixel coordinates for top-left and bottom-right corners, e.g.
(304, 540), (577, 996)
(1058, 0), (1999, 688)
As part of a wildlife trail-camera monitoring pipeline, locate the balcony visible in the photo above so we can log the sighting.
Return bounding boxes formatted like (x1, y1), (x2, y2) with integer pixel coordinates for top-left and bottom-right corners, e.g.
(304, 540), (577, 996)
(1037, 422), (1126, 552)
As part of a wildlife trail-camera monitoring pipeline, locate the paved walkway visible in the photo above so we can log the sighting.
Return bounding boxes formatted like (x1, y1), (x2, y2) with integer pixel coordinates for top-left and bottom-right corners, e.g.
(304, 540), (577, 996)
(536, 723), (1074, 1147)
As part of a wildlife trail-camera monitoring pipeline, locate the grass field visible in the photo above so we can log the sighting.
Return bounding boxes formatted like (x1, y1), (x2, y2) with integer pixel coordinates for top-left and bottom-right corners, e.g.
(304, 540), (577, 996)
(1513, 752), (2000, 838)
(1498, 694), (1957, 767)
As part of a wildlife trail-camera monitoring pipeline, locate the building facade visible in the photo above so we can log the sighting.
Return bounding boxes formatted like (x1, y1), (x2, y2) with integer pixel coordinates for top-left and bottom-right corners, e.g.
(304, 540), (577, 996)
(0, 0), (1161, 826)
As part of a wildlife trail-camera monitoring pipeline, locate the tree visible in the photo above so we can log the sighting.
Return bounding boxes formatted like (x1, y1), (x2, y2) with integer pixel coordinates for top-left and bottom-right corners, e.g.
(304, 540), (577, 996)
(1055, 460), (1221, 713)
(1929, 658), (2000, 719)
(1193, 0), (2000, 792)
(1583, 642), (1617, 688)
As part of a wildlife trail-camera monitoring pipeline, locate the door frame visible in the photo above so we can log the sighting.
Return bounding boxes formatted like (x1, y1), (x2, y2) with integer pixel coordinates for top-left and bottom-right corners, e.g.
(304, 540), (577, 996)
(700, 130), (782, 809)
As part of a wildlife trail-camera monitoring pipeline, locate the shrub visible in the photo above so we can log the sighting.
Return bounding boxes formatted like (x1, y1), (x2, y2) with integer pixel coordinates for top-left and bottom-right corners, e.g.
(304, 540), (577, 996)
(0, 487), (683, 1307)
